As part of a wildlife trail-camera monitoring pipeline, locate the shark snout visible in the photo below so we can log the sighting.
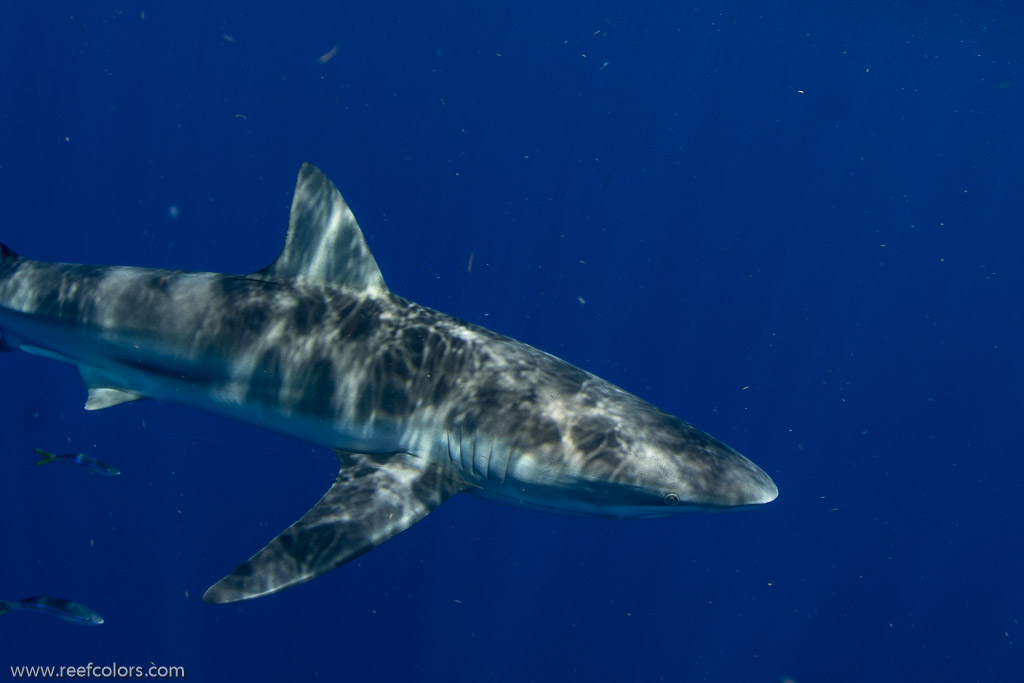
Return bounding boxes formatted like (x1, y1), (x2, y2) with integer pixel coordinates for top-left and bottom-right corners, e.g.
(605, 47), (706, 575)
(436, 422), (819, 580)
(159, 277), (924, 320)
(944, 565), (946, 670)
(714, 458), (778, 508)
(673, 443), (778, 510)
(741, 467), (779, 506)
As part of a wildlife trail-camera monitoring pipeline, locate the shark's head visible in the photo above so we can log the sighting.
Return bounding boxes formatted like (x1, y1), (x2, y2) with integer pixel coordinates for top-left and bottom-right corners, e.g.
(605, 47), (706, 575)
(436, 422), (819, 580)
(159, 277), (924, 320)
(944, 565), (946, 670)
(610, 409), (779, 517)
(490, 377), (779, 519)
(567, 406), (777, 518)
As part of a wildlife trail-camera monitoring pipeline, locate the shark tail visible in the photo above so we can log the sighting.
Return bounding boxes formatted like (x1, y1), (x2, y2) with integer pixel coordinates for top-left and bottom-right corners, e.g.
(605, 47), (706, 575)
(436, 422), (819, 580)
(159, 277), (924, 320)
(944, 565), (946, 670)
(0, 243), (18, 261)
(0, 601), (9, 616)
(33, 449), (57, 466)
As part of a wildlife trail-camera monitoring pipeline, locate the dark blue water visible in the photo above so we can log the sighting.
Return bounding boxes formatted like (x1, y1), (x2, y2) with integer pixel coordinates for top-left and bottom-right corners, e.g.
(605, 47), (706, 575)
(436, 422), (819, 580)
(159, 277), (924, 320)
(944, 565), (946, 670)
(1, 2), (1021, 681)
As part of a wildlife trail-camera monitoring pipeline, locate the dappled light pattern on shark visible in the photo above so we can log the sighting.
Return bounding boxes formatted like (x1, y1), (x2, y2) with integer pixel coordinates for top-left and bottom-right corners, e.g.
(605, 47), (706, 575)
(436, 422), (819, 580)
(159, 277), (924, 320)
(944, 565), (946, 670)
(0, 164), (776, 603)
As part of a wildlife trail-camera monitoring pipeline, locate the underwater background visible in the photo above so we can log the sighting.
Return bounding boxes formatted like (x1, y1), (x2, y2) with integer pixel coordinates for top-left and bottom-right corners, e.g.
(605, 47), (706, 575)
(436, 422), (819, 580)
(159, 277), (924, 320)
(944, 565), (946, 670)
(1, 1), (1021, 681)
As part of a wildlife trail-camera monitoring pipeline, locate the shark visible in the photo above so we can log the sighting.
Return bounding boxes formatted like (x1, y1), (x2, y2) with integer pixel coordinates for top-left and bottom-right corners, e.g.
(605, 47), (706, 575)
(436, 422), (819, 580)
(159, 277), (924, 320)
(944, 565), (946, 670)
(0, 164), (778, 603)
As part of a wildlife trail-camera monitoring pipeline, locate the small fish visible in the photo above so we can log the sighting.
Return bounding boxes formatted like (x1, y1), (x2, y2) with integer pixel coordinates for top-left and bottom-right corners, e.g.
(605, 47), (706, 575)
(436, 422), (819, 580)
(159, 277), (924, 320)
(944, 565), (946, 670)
(33, 449), (120, 476)
(0, 596), (104, 625)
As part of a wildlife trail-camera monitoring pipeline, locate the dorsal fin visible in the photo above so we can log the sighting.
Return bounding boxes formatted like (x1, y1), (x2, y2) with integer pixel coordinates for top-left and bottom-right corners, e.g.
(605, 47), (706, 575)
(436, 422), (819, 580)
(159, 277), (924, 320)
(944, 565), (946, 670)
(254, 163), (387, 294)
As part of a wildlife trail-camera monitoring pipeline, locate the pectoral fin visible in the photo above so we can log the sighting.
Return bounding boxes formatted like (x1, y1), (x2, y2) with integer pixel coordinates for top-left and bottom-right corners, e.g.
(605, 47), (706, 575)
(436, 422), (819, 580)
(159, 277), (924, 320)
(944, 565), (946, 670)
(84, 387), (146, 410)
(203, 452), (466, 603)
(78, 366), (147, 410)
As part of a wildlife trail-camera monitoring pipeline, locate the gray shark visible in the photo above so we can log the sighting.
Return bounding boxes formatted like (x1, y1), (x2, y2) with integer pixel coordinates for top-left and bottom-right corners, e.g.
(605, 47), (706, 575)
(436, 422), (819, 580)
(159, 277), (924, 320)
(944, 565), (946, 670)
(0, 164), (777, 603)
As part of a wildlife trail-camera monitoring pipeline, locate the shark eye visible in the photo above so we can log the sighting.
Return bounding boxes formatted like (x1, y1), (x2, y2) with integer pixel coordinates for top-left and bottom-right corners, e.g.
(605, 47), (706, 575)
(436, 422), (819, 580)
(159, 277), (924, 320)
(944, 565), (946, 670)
(663, 493), (680, 506)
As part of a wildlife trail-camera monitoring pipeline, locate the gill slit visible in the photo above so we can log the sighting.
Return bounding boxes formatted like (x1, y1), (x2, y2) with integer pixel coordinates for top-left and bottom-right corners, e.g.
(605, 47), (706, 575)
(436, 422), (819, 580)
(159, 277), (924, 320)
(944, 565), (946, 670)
(471, 433), (479, 478)
(458, 424), (466, 473)
(503, 438), (517, 483)
(484, 442), (495, 481)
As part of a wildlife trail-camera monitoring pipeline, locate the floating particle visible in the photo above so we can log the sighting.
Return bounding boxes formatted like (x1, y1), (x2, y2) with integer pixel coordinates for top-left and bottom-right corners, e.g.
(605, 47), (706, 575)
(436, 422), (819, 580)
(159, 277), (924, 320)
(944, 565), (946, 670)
(319, 44), (339, 64)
